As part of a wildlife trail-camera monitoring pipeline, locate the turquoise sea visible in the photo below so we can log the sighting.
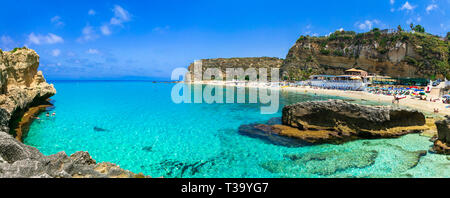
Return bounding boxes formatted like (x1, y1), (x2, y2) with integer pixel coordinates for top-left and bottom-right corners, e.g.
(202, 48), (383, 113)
(24, 81), (449, 178)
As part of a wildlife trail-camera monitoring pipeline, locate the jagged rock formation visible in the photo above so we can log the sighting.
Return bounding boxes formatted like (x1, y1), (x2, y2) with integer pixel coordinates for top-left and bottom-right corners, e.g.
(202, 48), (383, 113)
(432, 116), (450, 154)
(239, 100), (431, 145)
(0, 48), (56, 137)
(187, 57), (283, 80)
(0, 48), (146, 178)
(281, 30), (449, 80)
(0, 132), (146, 178)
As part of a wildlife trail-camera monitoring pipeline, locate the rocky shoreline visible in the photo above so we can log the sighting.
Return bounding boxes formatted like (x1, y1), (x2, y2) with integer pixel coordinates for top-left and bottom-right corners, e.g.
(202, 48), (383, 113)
(0, 48), (147, 178)
(240, 100), (438, 145)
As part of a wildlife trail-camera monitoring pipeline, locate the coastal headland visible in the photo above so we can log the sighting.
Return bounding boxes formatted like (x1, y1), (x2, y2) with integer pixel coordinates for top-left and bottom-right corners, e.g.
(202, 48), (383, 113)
(0, 48), (147, 178)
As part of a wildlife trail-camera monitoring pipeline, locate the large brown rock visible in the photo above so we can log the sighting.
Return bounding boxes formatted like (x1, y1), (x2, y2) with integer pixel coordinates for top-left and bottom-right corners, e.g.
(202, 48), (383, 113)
(0, 48), (56, 135)
(239, 100), (430, 145)
(282, 100), (426, 131)
(432, 116), (450, 155)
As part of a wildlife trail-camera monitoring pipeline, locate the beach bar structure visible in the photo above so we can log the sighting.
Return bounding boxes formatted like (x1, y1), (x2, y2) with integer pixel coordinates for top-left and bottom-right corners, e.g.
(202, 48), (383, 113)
(344, 68), (368, 77)
(308, 75), (367, 91)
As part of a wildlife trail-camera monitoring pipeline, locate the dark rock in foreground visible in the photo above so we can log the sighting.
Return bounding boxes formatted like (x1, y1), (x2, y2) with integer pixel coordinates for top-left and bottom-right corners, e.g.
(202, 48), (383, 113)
(240, 100), (430, 145)
(432, 116), (450, 155)
(0, 132), (146, 178)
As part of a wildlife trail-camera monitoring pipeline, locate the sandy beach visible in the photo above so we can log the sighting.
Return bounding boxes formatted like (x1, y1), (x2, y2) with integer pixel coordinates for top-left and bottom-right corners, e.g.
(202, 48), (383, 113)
(190, 81), (450, 117)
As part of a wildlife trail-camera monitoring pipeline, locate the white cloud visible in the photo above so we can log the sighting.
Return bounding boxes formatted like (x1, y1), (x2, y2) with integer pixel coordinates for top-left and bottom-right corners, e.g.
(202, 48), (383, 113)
(88, 9), (96, 16)
(79, 5), (131, 40)
(110, 5), (131, 26)
(101, 25), (112, 36)
(87, 49), (100, 54)
(338, 27), (344, 32)
(400, 1), (416, 11)
(390, 0), (395, 5)
(426, 4), (438, 13)
(27, 33), (64, 45)
(51, 16), (64, 27)
(356, 20), (381, 30)
(51, 49), (61, 57)
(77, 25), (98, 42)
(152, 26), (170, 33)
(405, 15), (423, 26)
(0, 35), (16, 50)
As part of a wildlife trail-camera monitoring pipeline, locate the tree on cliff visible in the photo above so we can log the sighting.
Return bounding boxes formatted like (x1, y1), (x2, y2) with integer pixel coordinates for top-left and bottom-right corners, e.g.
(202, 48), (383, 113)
(413, 25), (425, 33)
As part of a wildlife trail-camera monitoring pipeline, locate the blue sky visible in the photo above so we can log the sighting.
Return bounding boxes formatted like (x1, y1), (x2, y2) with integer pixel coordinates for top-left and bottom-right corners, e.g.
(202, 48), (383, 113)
(0, 0), (449, 80)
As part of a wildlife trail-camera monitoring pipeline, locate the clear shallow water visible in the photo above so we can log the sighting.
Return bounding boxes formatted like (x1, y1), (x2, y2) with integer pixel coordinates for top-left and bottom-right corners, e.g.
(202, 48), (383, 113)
(24, 81), (449, 178)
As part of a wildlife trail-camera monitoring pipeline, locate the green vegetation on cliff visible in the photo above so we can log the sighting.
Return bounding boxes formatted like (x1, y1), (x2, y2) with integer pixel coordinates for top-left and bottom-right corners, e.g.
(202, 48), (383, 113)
(282, 28), (450, 80)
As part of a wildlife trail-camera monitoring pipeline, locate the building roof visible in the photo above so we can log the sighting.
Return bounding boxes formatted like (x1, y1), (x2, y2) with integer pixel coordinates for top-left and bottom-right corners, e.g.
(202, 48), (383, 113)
(345, 68), (366, 73)
(310, 75), (337, 78)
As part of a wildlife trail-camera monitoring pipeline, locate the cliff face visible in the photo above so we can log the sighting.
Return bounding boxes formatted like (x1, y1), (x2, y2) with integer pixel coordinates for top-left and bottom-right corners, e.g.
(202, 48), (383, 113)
(0, 48), (56, 134)
(281, 30), (449, 80)
(188, 57), (283, 80)
(0, 48), (146, 178)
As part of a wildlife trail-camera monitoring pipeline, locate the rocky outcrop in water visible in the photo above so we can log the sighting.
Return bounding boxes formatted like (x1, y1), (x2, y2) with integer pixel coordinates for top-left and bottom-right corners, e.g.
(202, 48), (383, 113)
(0, 48), (146, 178)
(432, 116), (450, 155)
(239, 100), (430, 145)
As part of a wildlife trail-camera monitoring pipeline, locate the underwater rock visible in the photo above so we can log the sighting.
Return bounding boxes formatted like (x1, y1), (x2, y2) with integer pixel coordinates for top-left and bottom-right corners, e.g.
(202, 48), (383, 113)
(261, 150), (378, 176)
(266, 117), (282, 125)
(260, 141), (429, 177)
(238, 124), (310, 147)
(148, 159), (216, 178)
(432, 116), (450, 155)
(142, 146), (153, 152)
(93, 127), (109, 132)
(242, 100), (429, 145)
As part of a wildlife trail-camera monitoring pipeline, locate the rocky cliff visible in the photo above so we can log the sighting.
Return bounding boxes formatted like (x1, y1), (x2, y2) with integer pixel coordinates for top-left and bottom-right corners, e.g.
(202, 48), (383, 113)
(239, 100), (431, 145)
(187, 57), (283, 80)
(0, 47), (146, 178)
(282, 30), (449, 80)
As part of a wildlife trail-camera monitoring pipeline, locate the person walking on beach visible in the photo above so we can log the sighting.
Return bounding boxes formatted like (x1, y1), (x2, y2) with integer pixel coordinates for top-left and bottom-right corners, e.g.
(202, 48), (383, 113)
(393, 95), (400, 104)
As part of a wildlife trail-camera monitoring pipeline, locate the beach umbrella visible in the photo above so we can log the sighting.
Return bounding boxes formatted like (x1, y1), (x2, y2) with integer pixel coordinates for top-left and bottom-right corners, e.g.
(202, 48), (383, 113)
(419, 92), (426, 95)
(443, 95), (450, 98)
